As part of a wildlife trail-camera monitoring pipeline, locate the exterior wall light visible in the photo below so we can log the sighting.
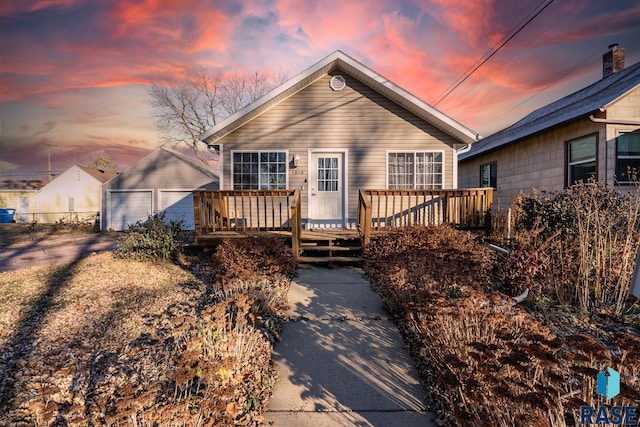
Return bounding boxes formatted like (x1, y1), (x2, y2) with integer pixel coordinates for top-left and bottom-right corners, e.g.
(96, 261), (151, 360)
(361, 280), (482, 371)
(292, 154), (301, 168)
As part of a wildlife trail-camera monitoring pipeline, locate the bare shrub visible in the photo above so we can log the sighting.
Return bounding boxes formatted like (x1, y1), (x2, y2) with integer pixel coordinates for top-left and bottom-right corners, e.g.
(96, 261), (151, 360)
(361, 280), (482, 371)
(364, 225), (640, 426)
(509, 180), (640, 315)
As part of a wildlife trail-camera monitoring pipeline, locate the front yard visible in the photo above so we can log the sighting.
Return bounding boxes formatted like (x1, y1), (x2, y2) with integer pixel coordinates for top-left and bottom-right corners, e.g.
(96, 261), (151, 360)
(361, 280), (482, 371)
(0, 232), (294, 426)
(2, 180), (639, 426)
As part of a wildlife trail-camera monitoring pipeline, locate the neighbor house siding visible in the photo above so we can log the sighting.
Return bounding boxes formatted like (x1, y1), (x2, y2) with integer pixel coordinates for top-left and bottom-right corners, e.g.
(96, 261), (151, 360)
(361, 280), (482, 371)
(603, 85), (640, 189)
(0, 191), (38, 223)
(37, 166), (103, 223)
(218, 71), (458, 224)
(459, 118), (603, 207)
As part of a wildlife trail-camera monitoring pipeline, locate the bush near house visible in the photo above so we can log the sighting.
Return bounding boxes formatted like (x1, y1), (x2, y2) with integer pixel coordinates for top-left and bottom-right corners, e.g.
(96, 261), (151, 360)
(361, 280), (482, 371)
(0, 234), (293, 426)
(364, 221), (640, 427)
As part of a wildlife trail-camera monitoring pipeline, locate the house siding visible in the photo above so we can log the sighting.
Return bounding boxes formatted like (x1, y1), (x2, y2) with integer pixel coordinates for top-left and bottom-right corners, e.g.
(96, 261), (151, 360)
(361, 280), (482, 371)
(0, 191), (38, 223)
(218, 71), (459, 224)
(459, 118), (604, 207)
(37, 166), (103, 223)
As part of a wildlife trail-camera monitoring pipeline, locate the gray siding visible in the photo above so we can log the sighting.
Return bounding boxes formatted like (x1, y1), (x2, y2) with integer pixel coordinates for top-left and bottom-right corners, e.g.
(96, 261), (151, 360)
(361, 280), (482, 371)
(218, 71), (460, 224)
(101, 149), (218, 229)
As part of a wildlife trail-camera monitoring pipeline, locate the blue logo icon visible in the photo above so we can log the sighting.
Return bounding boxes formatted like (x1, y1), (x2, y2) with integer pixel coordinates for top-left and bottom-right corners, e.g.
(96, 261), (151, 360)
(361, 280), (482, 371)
(597, 367), (620, 399)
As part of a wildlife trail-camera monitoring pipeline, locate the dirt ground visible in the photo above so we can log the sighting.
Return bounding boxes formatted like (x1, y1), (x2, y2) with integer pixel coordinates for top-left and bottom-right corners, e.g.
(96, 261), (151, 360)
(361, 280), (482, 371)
(0, 231), (120, 272)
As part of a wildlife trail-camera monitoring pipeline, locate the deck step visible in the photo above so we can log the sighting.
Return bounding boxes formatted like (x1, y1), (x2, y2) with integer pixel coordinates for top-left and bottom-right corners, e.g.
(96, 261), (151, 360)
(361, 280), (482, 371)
(301, 245), (363, 252)
(298, 256), (363, 264)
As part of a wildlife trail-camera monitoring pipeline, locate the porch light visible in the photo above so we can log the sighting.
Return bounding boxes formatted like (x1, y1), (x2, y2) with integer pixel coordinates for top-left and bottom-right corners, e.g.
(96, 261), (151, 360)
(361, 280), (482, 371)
(292, 154), (301, 168)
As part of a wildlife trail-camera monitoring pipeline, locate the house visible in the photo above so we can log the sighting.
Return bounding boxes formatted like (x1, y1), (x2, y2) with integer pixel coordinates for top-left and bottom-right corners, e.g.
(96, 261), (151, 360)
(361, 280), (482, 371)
(459, 44), (640, 206)
(101, 148), (219, 231)
(0, 179), (45, 223)
(198, 50), (487, 233)
(37, 165), (117, 223)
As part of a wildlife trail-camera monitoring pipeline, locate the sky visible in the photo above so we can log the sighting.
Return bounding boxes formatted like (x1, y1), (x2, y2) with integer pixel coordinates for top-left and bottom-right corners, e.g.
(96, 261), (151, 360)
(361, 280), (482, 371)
(1, 0), (639, 178)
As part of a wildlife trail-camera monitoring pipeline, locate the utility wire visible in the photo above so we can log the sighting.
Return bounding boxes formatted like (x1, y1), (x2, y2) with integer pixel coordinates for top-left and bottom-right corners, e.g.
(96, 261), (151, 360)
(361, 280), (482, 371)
(433, 0), (555, 107)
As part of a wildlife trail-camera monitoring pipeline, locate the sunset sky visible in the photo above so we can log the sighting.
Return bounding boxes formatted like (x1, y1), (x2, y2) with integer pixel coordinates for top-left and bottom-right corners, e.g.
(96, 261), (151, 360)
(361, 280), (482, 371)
(1, 0), (639, 177)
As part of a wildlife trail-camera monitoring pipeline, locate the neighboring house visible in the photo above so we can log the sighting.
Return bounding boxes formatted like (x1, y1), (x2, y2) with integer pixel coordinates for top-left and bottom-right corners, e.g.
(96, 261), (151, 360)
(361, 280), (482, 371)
(199, 50), (480, 228)
(459, 44), (640, 206)
(37, 165), (117, 223)
(0, 179), (45, 223)
(101, 148), (219, 231)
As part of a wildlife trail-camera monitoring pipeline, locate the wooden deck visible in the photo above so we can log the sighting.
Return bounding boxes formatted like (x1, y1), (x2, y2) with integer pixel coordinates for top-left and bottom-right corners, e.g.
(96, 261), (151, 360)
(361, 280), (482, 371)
(193, 188), (493, 262)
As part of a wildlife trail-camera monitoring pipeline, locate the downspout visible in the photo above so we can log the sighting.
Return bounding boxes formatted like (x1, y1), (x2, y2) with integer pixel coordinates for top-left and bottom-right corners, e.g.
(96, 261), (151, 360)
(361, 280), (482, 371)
(452, 135), (481, 189)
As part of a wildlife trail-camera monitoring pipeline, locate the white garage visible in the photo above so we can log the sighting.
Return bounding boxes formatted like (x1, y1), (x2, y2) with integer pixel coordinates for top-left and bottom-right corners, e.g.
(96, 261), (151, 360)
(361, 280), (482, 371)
(107, 190), (153, 231)
(101, 148), (219, 232)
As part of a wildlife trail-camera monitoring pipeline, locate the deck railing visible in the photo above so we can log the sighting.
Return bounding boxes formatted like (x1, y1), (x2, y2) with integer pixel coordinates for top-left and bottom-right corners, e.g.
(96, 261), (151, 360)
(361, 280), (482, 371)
(357, 188), (493, 245)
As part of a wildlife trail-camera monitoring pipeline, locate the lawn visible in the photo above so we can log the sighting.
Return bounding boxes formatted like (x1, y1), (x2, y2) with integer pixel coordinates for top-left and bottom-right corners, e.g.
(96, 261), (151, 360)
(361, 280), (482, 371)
(0, 233), (293, 426)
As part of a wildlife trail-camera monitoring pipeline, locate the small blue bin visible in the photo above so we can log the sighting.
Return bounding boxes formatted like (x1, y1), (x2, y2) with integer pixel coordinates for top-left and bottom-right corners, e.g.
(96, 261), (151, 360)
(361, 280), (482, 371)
(0, 208), (16, 223)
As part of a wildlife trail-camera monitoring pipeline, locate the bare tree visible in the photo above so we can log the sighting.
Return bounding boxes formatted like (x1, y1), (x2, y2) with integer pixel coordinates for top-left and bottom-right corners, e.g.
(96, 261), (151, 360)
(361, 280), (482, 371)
(150, 67), (288, 163)
(83, 153), (119, 171)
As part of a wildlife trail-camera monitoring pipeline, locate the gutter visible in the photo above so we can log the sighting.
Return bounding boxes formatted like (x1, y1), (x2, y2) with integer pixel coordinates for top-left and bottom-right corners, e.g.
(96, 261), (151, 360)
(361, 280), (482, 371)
(589, 115), (640, 125)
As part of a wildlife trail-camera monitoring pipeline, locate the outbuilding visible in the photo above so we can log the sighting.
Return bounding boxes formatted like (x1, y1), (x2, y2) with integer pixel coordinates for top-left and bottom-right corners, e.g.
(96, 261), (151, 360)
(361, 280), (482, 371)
(101, 148), (219, 231)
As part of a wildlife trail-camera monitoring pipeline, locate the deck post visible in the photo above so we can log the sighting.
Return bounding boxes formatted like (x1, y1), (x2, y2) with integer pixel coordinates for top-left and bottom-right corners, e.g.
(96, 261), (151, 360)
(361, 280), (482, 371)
(358, 190), (372, 247)
(290, 190), (301, 261)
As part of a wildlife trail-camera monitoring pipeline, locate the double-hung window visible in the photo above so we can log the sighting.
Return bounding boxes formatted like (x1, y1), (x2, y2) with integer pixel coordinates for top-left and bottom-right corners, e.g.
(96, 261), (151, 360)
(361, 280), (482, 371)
(232, 151), (287, 190)
(567, 135), (597, 186)
(616, 132), (640, 184)
(387, 151), (443, 189)
(480, 162), (497, 188)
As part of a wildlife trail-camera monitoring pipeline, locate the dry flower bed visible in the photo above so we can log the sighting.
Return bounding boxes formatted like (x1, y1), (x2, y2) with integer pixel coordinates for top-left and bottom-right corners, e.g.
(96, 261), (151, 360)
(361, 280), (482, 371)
(0, 235), (294, 426)
(364, 225), (640, 427)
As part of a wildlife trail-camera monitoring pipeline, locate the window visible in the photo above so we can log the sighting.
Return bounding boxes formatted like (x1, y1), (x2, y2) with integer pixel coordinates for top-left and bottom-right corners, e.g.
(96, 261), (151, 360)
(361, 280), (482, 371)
(232, 151), (287, 190)
(317, 157), (339, 192)
(388, 151), (443, 189)
(567, 135), (597, 186)
(68, 197), (75, 212)
(616, 132), (640, 184)
(480, 162), (497, 188)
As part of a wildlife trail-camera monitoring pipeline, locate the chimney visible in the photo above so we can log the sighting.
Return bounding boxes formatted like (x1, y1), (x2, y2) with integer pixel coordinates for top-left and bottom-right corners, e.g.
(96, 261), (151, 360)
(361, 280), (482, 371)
(603, 43), (625, 78)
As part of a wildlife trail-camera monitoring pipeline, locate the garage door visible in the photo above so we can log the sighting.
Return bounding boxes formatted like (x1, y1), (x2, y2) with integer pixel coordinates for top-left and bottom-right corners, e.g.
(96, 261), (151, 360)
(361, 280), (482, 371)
(160, 191), (195, 230)
(108, 191), (153, 231)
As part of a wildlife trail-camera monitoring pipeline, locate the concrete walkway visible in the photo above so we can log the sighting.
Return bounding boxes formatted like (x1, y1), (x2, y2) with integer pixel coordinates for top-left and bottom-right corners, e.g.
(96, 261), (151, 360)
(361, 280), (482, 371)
(265, 266), (436, 426)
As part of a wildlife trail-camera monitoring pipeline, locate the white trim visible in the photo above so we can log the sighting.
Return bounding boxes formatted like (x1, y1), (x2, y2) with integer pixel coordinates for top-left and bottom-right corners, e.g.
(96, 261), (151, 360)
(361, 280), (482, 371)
(385, 149), (446, 189)
(308, 148), (349, 228)
(229, 149), (290, 190)
(106, 189), (154, 231)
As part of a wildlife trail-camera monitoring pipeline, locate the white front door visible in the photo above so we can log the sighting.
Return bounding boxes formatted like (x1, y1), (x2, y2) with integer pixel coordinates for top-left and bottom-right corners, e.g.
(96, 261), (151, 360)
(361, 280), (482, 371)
(309, 152), (345, 228)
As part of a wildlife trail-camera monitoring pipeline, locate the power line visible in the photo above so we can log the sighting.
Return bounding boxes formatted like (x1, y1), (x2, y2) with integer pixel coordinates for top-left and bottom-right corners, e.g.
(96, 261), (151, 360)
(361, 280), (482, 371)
(432, 0), (555, 107)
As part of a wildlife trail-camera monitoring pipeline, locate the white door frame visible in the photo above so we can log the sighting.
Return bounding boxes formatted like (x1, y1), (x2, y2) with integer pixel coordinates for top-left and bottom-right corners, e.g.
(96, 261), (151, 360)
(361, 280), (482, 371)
(307, 148), (348, 228)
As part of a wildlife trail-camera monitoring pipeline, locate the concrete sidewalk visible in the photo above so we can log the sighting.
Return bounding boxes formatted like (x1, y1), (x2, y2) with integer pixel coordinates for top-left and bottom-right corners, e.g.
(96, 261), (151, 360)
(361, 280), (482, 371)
(265, 266), (436, 426)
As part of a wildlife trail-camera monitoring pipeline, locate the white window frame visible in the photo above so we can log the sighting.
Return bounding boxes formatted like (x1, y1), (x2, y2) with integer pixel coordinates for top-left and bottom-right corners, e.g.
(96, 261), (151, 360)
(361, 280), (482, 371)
(230, 150), (289, 190)
(615, 132), (640, 184)
(385, 150), (445, 190)
(567, 134), (597, 186)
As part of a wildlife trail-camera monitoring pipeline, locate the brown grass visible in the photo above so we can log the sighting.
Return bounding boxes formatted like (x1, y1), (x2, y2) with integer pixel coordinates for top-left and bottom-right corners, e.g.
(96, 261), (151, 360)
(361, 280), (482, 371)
(0, 236), (292, 426)
(365, 224), (640, 427)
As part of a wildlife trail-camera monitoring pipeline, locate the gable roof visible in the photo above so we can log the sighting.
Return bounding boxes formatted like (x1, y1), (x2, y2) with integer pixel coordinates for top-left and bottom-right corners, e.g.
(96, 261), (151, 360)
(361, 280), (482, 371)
(460, 60), (640, 161)
(79, 166), (118, 183)
(103, 147), (219, 185)
(199, 50), (479, 145)
(0, 179), (45, 191)
(159, 147), (219, 180)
